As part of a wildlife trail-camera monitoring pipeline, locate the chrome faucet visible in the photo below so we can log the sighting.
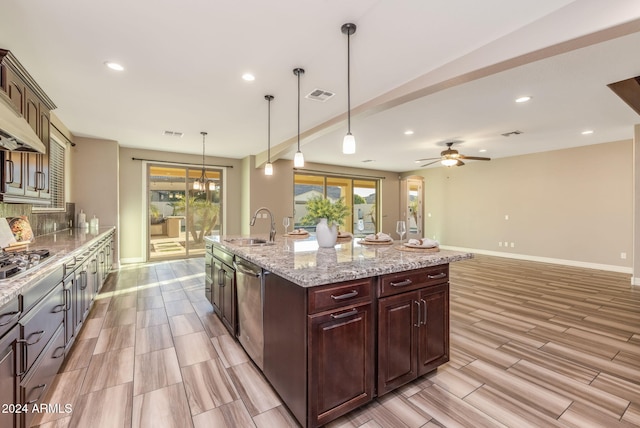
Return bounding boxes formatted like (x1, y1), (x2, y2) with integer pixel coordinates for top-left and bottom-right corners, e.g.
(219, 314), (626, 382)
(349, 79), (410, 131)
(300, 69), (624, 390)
(250, 207), (276, 242)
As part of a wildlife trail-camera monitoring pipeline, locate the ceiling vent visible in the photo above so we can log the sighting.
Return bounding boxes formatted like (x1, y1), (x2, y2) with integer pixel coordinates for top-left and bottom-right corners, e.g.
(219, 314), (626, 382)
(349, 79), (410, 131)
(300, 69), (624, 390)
(501, 130), (523, 137)
(305, 89), (335, 102)
(163, 130), (183, 137)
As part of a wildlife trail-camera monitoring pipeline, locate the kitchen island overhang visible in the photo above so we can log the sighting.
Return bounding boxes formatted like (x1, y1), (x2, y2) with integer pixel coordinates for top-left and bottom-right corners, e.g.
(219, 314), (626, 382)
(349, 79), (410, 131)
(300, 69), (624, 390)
(204, 235), (472, 427)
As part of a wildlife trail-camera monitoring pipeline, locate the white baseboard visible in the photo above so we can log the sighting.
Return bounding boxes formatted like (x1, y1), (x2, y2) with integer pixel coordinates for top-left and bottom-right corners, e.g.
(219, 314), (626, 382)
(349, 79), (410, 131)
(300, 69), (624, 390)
(441, 246), (633, 275)
(120, 257), (145, 264)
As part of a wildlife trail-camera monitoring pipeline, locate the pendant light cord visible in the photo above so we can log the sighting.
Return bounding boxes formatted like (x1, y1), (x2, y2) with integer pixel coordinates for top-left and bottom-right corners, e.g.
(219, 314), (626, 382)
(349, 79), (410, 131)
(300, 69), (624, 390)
(347, 30), (351, 133)
(267, 97), (271, 162)
(297, 71), (301, 151)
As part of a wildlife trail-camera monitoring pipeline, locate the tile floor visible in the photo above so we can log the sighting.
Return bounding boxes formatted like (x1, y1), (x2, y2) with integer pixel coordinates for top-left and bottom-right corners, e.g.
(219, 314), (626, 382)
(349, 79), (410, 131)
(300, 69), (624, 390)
(30, 255), (640, 427)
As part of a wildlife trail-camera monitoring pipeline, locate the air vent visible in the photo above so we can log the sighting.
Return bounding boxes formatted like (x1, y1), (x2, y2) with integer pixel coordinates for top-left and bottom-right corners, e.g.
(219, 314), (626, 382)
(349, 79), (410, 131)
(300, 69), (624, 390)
(305, 89), (335, 102)
(501, 130), (523, 137)
(163, 130), (184, 137)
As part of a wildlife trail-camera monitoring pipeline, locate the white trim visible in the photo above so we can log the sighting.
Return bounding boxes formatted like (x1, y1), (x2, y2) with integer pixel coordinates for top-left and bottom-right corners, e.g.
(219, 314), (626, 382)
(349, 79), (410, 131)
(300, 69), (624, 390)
(632, 277), (640, 286)
(142, 161), (149, 262)
(441, 246), (633, 274)
(120, 257), (145, 264)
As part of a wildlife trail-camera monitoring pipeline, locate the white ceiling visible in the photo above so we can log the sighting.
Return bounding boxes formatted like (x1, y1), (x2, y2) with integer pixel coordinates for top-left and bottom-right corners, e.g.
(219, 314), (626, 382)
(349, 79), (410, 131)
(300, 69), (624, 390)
(2, 0), (640, 172)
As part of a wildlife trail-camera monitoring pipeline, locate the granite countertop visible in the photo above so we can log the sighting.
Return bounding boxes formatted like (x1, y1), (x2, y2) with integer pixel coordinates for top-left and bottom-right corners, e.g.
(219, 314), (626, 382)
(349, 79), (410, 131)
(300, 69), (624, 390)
(0, 226), (116, 307)
(206, 234), (473, 287)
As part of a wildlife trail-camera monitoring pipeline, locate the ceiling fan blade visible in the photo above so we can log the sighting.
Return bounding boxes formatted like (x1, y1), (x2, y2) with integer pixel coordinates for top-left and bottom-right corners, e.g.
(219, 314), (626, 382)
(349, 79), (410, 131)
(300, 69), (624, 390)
(420, 160), (441, 167)
(456, 160), (465, 166)
(415, 157), (440, 162)
(458, 155), (491, 161)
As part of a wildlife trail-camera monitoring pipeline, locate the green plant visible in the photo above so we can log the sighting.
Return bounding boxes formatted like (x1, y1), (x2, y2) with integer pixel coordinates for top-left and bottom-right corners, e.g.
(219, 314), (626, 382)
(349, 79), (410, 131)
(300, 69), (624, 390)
(173, 196), (220, 243)
(300, 196), (350, 227)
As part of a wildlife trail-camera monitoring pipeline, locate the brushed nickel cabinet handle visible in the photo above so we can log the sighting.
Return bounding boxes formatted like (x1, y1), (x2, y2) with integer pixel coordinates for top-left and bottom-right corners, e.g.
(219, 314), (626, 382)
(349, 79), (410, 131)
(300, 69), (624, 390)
(390, 279), (412, 287)
(0, 310), (20, 326)
(330, 308), (359, 319)
(5, 159), (14, 184)
(26, 384), (47, 404)
(19, 330), (45, 346)
(330, 290), (358, 300)
(421, 299), (427, 326)
(414, 300), (421, 327)
(427, 272), (447, 280)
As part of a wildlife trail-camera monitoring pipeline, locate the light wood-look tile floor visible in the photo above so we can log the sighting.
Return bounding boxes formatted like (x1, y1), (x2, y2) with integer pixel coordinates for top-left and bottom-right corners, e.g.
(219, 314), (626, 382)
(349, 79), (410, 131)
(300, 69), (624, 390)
(31, 255), (640, 427)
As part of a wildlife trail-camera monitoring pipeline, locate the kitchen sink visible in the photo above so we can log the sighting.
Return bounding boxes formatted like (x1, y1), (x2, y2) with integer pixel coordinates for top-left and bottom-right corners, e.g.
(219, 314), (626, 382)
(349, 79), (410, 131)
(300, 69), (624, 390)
(224, 238), (275, 247)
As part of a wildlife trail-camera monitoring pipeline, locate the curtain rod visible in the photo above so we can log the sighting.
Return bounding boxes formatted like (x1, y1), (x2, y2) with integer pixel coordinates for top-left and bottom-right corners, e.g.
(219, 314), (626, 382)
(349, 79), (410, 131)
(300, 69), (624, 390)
(132, 157), (234, 168)
(293, 168), (386, 180)
(51, 122), (76, 146)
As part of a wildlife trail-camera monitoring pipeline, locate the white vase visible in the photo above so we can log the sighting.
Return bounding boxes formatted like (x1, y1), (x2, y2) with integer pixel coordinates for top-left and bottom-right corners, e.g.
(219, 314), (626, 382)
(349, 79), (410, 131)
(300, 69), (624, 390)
(315, 218), (338, 248)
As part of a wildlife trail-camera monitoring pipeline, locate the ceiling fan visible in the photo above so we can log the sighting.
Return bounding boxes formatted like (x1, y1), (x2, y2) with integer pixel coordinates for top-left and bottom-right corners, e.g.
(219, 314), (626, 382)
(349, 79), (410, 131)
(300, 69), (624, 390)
(417, 142), (491, 167)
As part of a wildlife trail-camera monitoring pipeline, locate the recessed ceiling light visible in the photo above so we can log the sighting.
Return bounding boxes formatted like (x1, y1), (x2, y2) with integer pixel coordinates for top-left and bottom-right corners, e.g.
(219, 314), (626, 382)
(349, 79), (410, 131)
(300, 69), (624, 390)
(242, 73), (255, 81)
(479, 149), (487, 153)
(104, 61), (124, 71)
(515, 96), (531, 103)
(581, 130), (594, 135)
(404, 130), (414, 135)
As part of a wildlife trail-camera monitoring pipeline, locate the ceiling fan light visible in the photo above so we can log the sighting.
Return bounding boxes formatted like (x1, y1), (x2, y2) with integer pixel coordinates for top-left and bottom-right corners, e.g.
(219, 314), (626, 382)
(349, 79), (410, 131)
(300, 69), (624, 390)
(343, 133), (356, 154)
(294, 151), (305, 168)
(441, 158), (458, 167)
(264, 162), (273, 176)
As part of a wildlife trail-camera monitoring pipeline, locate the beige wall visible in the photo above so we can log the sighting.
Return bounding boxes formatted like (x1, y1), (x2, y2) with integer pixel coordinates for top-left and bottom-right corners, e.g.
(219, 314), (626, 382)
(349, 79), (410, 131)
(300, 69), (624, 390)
(405, 140), (633, 271)
(118, 147), (243, 263)
(242, 158), (401, 238)
(71, 137), (119, 229)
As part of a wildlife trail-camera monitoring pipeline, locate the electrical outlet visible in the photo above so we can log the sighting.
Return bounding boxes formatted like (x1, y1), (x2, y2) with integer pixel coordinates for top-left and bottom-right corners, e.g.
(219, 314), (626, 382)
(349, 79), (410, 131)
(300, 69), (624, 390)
(621, 252), (627, 259)
(504, 241), (509, 247)
(498, 242), (502, 247)
(505, 214), (509, 220)
(510, 242), (515, 248)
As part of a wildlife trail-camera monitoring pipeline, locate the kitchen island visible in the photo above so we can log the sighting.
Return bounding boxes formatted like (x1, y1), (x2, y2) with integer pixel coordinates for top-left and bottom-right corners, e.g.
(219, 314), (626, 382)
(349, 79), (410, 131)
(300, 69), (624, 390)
(204, 235), (472, 428)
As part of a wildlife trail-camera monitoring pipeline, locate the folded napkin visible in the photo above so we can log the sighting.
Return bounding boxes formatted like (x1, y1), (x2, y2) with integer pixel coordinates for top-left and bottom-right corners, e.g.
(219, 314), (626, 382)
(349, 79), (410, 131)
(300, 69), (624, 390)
(289, 229), (308, 235)
(365, 232), (392, 241)
(407, 237), (439, 248)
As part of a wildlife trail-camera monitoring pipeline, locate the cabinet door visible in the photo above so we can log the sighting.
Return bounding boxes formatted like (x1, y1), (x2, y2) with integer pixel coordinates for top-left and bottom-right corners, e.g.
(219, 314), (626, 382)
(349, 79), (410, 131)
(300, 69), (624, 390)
(24, 152), (39, 198)
(220, 267), (235, 335)
(204, 252), (213, 304)
(417, 284), (449, 376)
(0, 324), (19, 428)
(308, 302), (374, 427)
(377, 291), (418, 396)
(2, 151), (26, 196)
(210, 260), (222, 314)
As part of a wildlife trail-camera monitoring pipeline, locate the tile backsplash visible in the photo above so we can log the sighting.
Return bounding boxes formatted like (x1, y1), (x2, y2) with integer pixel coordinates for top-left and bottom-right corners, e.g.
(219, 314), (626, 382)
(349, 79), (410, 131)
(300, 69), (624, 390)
(0, 202), (75, 237)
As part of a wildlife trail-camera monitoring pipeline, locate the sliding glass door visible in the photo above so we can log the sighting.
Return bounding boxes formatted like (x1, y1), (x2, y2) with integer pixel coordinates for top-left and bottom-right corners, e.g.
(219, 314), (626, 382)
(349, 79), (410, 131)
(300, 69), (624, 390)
(148, 164), (222, 260)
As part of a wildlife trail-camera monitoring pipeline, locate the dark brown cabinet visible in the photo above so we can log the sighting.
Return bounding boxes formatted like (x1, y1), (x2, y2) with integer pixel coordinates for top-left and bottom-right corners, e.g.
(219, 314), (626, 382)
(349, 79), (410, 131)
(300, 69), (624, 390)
(263, 274), (374, 428)
(308, 300), (374, 427)
(0, 324), (19, 428)
(377, 266), (449, 396)
(208, 245), (236, 335)
(0, 49), (55, 205)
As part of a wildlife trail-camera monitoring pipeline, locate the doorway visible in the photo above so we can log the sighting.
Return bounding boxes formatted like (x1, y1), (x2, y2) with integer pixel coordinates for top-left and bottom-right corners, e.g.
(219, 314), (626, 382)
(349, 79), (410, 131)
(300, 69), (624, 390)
(148, 164), (223, 260)
(400, 176), (424, 240)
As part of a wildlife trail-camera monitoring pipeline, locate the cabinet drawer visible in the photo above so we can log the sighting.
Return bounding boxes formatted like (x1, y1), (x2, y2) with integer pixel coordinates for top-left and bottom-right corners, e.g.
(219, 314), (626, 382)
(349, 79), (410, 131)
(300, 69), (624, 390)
(0, 297), (21, 338)
(378, 265), (449, 298)
(21, 265), (63, 313)
(308, 279), (373, 314)
(20, 323), (65, 428)
(212, 246), (234, 268)
(19, 286), (64, 376)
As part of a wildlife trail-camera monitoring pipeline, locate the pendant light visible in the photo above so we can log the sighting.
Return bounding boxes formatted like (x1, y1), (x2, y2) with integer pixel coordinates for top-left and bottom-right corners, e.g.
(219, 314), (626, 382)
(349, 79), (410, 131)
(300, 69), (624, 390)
(264, 95), (274, 176)
(193, 131), (208, 190)
(341, 23), (356, 155)
(293, 67), (305, 167)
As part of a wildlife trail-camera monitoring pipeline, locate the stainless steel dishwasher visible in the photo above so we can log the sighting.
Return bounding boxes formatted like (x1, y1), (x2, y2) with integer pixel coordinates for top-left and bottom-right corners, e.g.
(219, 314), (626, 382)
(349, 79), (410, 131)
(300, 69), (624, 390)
(234, 257), (267, 370)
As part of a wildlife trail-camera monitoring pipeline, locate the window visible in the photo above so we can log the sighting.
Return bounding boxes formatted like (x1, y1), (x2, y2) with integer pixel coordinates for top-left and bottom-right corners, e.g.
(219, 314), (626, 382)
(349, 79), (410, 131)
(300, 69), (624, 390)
(33, 136), (65, 211)
(294, 173), (378, 234)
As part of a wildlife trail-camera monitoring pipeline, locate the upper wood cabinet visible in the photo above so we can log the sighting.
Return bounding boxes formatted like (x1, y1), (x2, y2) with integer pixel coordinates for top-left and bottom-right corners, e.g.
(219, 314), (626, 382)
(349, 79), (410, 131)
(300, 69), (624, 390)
(0, 49), (56, 204)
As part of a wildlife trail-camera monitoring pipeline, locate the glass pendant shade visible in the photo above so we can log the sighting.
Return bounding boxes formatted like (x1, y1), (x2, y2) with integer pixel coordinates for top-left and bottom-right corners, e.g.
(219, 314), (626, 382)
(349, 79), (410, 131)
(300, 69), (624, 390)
(343, 133), (356, 154)
(193, 180), (201, 190)
(441, 158), (458, 167)
(294, 151), (305, 167)
(265, 162), (273, 175)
